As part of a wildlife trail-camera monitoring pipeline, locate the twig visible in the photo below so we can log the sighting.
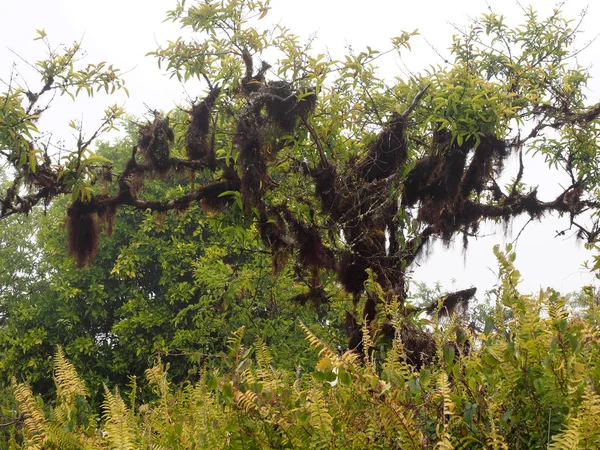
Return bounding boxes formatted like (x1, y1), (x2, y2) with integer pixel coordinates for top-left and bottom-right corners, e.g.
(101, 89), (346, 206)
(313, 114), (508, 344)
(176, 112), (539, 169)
(512, 217), (533, 247)
(300, 117), (328, 166)
(399, 84), (430, 121)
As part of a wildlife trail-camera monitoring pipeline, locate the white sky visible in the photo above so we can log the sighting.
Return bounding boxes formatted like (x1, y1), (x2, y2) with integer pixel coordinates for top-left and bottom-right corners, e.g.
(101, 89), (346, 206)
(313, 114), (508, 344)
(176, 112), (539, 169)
(1, 0), (599, 296)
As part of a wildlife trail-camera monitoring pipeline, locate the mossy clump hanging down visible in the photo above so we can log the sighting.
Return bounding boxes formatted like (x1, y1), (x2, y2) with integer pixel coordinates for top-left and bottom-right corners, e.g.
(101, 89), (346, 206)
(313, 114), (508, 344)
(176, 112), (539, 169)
(67, 200), (99, 269)
(138, 114), (175, 173)
(186, 87), (221, 169)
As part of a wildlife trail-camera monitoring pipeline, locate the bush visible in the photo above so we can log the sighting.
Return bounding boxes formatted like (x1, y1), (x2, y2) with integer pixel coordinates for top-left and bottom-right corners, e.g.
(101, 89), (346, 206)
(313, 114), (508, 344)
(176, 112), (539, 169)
(6, 246), (600, 449)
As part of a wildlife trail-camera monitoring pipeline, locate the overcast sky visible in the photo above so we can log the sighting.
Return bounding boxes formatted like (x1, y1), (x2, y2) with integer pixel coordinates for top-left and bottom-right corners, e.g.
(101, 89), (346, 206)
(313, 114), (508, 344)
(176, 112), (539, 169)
(1, 0), (599, 296)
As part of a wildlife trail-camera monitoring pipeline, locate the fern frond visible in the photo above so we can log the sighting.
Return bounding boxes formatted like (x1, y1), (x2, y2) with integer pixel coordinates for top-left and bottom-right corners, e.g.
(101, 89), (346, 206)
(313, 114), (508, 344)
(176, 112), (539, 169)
(12, 377), (47, 447)
(54, 346), (88, 401)
(254, 338), (279, 386)
(145, 362), (170, 404)
(227, 325), (246, 356)
(102, 384), (137, 450)
(255, 338), (272, 369)
(234, 388), (260, 413)
(383, 334), (412, 385)
(127, 375), (137, 413)
(550, 384), (600, 449)
(361, 320), (374, 365)
(307, 387), (333, 437)
(299, 321), (338, 361)
(486, 402), (509, 450)
(549, 418), (581, 450)
(437, 372), (454, 417)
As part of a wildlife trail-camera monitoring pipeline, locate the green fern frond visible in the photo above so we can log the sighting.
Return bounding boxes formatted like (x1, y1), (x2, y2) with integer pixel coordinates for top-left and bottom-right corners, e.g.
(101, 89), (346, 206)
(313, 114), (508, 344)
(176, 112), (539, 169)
(46, 422), (92, 450)
(255, 338), (272, 369)
(547, 291), (569, 321)
(127, 375), (137, 413)
(383, 335), (412, 385)
(254, 338), (279, 385)
(307, 387), (333, 437)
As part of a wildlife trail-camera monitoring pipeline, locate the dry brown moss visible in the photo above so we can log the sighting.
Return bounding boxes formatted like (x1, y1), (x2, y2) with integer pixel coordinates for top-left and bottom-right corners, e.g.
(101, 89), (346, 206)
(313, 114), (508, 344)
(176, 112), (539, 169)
(186, 87), (220, 169)
(138, 115), (174, 173)
(67, 200), (99, 268)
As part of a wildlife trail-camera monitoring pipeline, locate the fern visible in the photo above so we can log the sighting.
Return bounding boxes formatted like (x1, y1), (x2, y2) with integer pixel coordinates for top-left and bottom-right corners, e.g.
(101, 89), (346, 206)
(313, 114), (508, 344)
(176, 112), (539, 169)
(434, 371), (455, 449)
(361, 320), (375, 368)
(145, 362), (170, 406)
(53, 346), (88, 401)
(299, 321), (338, 361)
(550, 385), (600, 449)
(485, 402), (509, 450)
(12, 377), (47, 449)
(234, 388), (260, 413)
(7, 274), (600, 449)
(227, 325), (246, 357)
(306, 386), (334, 449)
(254, 337), (280, 387)
(102, 385), (137, 450)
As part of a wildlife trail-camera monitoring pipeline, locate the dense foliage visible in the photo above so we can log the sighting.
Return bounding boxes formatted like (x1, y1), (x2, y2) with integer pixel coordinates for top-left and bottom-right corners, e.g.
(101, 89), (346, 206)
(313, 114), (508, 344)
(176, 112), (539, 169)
(0, 135), (343, 406)
(5, 248), (600, 449)
(1, 1), (600, 448)
(2, 0), (600, 351)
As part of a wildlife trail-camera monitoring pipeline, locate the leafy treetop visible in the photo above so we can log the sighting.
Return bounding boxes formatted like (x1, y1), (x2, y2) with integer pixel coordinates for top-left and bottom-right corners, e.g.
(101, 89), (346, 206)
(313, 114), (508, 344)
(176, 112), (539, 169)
(1, 0), (600, 356)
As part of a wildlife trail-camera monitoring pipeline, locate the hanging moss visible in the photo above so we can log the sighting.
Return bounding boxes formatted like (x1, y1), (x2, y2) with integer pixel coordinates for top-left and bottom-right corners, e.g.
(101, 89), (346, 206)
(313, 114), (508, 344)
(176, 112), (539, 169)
(338, 252), (369, 294)
(238, 123), (268, 214)
(257, 213), (292, 276)
(425, 287), (477, 317)
(312, 163), (339, 217)
(357, 114), (408, 181)
(67, 200), (99, 268)
(138, 115), (174, 173)
(402, 155), (440, 207)
(264, 82), (317, 132)
(186, 87), (220, 169)
(97, 203), (118, 238)
(289, 286), (329, 308)
(461, 135), (506, 196)
(240, 49), (270, 95)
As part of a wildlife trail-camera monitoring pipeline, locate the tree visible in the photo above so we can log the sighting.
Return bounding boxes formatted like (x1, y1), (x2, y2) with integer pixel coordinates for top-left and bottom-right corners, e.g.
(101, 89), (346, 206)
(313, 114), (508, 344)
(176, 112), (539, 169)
(2, 0), (600, 362)
(0, 131), (343, 405)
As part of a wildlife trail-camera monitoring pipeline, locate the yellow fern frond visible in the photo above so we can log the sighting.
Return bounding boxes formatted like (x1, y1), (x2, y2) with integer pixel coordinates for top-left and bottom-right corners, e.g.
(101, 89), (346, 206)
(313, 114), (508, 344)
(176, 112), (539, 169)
(12, 377), (47, 447)
(340, 349), (360, 366)
(227, 326), (246, 355)
(361, 321), (374, 365)
(550, 384), (600, 449)
(486, 402), (509, 450)
(145, 362), (170, 403)
(299, 321), (338, 361)
(54, 346), (88, 401)
(102, 384), (136, 450)
(234, 388), (260, 413)
(437, 372), (454, 417)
